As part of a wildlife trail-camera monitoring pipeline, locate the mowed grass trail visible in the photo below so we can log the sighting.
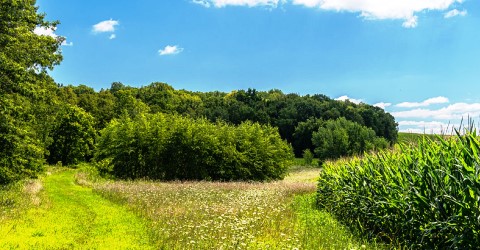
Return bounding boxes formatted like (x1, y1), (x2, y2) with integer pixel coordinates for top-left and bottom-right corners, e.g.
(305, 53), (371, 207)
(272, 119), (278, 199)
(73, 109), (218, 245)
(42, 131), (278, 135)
(0, 169), (153, 249)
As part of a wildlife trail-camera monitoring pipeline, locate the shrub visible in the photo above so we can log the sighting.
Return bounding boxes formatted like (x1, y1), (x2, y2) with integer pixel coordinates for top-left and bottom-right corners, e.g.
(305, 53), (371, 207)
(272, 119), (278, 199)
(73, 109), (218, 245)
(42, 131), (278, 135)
(95, 113), (293, 181)
(316, 130), (480, 248)
(302, 149), (314, 166)
(312, 118), (388, 161)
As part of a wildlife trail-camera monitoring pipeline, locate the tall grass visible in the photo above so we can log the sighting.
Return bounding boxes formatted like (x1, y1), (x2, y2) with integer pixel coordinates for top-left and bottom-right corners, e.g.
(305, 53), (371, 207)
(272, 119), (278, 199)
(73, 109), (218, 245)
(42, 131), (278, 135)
(80, 168), (380, 249)
(317, 129), (480, 248)
(0, 179), (42, 222)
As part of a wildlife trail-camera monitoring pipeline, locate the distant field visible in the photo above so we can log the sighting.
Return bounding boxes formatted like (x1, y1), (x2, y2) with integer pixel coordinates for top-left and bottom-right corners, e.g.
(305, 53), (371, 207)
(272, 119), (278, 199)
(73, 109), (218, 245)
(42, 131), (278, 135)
(397, 132), (441, 144)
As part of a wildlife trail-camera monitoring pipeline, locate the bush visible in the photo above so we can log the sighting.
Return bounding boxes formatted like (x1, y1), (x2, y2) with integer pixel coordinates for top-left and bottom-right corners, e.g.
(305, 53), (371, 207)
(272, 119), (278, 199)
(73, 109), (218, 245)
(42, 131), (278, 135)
(316, 130), (480, 248)
(95, 113), (293, 181)
(302, 149), (314, 166)
(312, 118), (388, 161)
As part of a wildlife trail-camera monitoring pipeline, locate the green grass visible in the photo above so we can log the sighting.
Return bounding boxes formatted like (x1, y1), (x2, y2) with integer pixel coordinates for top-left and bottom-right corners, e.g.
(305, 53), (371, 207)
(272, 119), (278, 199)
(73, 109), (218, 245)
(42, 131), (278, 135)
(397, 132), (440, 144)
(0, 168), (153, 249)
(291, 158), (321, 170)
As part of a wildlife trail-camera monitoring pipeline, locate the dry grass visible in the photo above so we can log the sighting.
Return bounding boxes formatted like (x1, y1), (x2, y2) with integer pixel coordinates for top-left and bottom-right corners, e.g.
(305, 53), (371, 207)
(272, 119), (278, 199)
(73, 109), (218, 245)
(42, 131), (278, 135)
(23, 179), (43, 206)
(1, 179), (42, 223)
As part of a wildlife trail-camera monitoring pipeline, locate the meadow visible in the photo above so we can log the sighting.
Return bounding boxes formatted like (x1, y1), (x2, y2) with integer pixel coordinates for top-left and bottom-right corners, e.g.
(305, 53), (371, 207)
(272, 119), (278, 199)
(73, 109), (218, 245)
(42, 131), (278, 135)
(81, 165), (381, 249)
(1, 165), (382, 249)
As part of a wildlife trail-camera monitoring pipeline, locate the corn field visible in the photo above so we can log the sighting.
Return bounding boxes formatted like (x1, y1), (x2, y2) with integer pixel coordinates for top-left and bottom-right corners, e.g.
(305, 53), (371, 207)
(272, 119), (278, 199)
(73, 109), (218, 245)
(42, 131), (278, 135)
(317, 129), (480, 249)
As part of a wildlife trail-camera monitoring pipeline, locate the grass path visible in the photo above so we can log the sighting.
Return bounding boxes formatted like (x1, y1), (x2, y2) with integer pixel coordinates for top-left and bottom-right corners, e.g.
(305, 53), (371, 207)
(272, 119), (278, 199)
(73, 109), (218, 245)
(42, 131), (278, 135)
(0, 169), (153, 249)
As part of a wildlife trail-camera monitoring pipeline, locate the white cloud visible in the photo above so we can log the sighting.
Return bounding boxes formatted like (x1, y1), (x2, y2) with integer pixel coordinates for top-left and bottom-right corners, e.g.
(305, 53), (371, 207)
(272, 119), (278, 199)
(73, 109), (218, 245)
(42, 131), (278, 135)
(62, 41), (74, 46)
(335, 95), (362, 104)
(292, 0), (463, 27)
(109, 34), (116, 40)
(402, 15), (418, 28)
(193, 0), (211, 7)
(392, 103), (480, 120)
(444, 9), (467, 18)
(34, 26), (73, 46)
(398, 120), (454, 133)
(397, 120), (463, 134)
(193, 0), (466, 26)
(193, 0), (283, 8)
(396, 96), (449, 108)
(93, 19), (119, 33)
(34, 26), (57, 37)
(159, 45), (184, 56)
(374, 102), (392, 109)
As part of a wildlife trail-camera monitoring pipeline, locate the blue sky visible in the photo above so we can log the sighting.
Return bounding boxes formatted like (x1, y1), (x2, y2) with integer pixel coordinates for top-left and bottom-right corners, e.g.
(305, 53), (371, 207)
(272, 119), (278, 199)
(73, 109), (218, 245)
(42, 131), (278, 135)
(35, 0), (480, 133)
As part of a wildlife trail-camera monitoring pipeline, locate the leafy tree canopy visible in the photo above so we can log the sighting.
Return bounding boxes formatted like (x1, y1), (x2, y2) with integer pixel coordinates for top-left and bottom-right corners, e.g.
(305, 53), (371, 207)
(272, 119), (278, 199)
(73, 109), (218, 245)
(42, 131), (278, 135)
(1, 0), (63, 184)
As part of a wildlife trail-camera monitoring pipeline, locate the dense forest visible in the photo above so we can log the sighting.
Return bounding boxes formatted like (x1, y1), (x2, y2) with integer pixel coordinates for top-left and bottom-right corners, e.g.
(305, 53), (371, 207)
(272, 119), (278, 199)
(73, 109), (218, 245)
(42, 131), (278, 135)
(57, 82), (398, 156)
(0, 0), (397, 184)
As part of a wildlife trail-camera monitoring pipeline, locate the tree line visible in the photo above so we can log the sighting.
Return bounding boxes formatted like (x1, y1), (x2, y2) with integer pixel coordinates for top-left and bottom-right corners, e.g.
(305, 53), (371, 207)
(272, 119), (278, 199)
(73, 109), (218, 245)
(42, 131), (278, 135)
(57, 82), (398, 156)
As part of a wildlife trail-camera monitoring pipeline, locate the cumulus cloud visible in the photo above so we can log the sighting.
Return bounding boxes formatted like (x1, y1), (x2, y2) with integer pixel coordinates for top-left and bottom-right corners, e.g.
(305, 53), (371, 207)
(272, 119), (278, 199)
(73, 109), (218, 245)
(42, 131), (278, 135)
(194, 0), (467, 27)
(159, 45), (184, 56)
(392, 103), (480, 120)
(396, 96), (449, 108)
(444, 9), (467, 18)
(34, 26), (57, 37)
(374, 102), (392, 109)
(192, 0), (283, 8)
(109, 34), (116, 40)
(34, 26), (73, 46)
(402, 15), (418, 28)
(192, 0), (211, 7)
(398, 120), (456, 134)
(93, 19), (119, 33)
(335, 95), (363, 104)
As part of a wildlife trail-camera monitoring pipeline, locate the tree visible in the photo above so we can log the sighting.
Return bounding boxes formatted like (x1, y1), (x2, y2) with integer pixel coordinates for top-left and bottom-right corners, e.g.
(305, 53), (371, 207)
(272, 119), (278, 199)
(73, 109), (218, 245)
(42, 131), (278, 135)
(293, 117), (324, 157)
(313, 120), (349, 161)
(312, 118), (388, 162)
(1, 0), (63, 184)
(47, 105), (96, 165)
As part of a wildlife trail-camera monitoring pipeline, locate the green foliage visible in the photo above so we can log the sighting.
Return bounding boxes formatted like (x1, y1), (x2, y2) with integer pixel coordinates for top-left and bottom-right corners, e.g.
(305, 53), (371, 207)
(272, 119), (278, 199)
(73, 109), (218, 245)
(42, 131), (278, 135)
(312, 118), (388, 162)
(0, 0), (62, 184)
(293, 118), (324, 156)
(52, 82), (399, 160)
(47, 105), (96, 165)
(104, 83), (398, 156)
(317, 130), (480, 248)
(95, 113), (293, 181)
(302, 149), (314, 166)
